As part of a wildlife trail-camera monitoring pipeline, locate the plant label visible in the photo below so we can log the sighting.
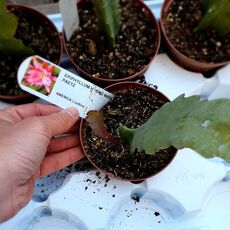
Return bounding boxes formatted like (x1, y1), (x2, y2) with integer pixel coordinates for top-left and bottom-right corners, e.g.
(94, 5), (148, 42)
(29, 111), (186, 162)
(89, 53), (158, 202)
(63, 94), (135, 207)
(17, 56), (114, 118)
(59, 0), (79, 41)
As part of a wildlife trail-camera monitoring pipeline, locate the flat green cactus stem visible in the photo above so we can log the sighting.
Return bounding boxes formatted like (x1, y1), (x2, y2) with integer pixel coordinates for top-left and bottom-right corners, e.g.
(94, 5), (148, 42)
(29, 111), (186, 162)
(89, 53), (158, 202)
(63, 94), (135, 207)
(119, 94), (230, 163)
(195, 0), (230, 35)
(92, 0), (120, 47)
(0, 0), (34, 56)
(0, 0), (18, 39)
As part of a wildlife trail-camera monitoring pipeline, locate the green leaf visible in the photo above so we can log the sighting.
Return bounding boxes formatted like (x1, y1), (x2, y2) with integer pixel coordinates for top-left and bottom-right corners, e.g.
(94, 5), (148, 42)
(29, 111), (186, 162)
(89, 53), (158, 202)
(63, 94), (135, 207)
(119, 94), (230, 163)
(0, 38), (34, 56)
(53, 66), (61, 76)
(0, 0), (6, 13)
(0, 0), (18, 39)
(118, 125), (135, 145)
(0, 0), (34, 56)
(195, 0), (230, 35)
(92, 0), (120, 47)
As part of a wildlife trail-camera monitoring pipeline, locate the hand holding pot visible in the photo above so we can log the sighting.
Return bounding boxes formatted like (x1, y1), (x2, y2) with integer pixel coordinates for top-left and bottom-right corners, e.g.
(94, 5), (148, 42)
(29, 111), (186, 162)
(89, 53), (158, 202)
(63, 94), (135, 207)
(0, 104), (84, 222)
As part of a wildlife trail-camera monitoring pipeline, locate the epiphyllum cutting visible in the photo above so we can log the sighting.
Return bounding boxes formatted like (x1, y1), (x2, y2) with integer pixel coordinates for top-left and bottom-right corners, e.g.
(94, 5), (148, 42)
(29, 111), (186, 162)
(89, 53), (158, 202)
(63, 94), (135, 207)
(24, 57), (56, 93)
(87, 94), (230, 163)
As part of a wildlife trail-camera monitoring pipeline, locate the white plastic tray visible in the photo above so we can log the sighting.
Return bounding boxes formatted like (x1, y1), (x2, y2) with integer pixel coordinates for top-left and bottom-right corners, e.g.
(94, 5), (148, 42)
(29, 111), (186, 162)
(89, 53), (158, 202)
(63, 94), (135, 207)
(1, 2), (230, 229)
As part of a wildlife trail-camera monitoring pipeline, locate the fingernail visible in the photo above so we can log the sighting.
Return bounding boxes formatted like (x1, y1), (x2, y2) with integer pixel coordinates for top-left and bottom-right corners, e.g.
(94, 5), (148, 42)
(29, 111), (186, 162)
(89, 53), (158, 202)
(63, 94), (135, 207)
(64, 107), (79, 118)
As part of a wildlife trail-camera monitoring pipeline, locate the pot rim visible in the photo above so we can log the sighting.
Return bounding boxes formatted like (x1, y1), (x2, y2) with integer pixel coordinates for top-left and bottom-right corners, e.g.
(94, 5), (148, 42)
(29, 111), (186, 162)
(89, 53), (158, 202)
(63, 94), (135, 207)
(160, 0), (230, 72)
(0, 4), (63, 102)
(80, 81), (177, 182)
(63, 0), (161, 85)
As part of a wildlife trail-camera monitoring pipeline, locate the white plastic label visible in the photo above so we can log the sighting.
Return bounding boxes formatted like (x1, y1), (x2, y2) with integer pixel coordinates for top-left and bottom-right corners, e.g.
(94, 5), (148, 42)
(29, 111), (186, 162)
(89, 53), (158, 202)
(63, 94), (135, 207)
(17, 56), (114, 118)
(59, 0), (79, 41)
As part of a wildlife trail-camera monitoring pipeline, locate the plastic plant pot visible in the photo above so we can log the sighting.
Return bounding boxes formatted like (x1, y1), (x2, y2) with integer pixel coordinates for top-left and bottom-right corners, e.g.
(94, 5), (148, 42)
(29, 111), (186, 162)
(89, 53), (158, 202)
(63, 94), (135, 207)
(63, 0), (161, 86)
(0, 4), (62, 103)
(80, 81), (177, 182)
(160, 0), (230, 74)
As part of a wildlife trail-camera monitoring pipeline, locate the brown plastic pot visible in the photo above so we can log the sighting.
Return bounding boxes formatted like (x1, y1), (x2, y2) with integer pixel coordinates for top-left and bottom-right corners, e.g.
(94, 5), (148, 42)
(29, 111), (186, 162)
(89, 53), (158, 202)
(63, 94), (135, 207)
(0, 93), (36, 104)
(0, 4), (62, 104)
(160, 0), (230, 73)
(63, 0), (161, 86)
(80, 82), (177, 182)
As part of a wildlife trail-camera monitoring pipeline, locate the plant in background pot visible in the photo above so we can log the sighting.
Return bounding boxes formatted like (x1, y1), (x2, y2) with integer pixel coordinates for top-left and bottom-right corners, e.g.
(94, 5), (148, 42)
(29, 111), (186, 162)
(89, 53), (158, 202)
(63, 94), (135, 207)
(160, 0), (230, 73)
(0, 0), (62, 103)
(81, 86), (230, 181)
(80, 82), (177, 181)
(64, 0), (160, 86)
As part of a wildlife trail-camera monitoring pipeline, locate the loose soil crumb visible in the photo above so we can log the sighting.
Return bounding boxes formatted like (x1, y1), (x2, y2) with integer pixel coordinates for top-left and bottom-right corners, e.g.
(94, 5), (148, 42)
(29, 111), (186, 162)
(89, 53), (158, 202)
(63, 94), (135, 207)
(83, 87), (176, 180)
(163, 0), (230, 63)
(154, 211), (160, 216)
(83, 171), (113, 194)
(0, 6), (60, 96)
(132, 195), (140, 203)
(66, 0), (157, 80)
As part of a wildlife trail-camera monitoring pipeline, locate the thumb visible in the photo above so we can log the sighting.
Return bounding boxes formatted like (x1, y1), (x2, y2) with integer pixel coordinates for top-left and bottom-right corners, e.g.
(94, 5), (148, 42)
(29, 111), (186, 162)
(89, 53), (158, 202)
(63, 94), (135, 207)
(41, 107), (80, 137)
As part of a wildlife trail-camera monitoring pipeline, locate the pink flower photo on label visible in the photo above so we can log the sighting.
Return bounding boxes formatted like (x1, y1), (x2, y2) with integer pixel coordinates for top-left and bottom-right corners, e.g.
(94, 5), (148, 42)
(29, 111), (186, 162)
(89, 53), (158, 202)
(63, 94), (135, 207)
(22, 57), (61, 96)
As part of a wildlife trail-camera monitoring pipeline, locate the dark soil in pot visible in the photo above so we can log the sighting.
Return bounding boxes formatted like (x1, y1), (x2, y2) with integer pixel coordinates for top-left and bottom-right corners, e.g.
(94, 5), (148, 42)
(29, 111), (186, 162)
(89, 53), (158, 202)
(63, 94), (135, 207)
(82, 87), (176, 180)
(65, 0), (158, 80)
(163, 0), (230, 63)
(0, 6), (61, 97)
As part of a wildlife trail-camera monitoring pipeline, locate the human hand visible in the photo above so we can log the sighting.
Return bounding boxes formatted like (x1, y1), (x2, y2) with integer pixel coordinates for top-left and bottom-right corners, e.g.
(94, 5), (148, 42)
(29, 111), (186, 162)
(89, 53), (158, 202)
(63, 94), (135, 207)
(0, 104), (84, 222)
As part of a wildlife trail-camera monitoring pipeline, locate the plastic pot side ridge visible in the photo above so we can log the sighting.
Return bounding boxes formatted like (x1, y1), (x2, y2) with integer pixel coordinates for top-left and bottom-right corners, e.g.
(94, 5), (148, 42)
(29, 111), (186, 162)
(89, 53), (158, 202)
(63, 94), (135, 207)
(160, 0), (230, 73)
(80, 82), (177, 182)
(0, 4), (63, 103)
(63, 0), (161, 86)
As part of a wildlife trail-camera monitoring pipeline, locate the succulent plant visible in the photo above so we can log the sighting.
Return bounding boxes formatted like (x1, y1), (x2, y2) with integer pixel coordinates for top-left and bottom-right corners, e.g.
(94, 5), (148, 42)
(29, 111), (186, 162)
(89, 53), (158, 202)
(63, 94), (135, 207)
(195, 0), (230, 35)
(86, 93), (230, 163)
(92, 0), (120, 47)
(119, 94), (230, 163)
(0, 0), (34, 56)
